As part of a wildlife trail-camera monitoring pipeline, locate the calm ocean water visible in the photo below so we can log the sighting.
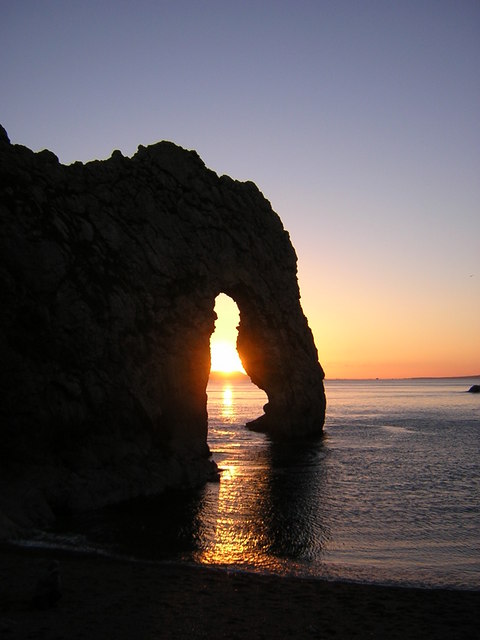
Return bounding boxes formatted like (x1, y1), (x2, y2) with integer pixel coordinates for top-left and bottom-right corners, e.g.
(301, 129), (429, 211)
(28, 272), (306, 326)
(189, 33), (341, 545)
(41, 377), (480, 590)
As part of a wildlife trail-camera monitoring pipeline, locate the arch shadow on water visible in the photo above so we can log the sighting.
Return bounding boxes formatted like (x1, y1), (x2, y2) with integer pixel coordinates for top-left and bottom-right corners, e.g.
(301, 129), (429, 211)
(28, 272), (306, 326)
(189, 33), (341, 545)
(257, 436), (331, 563)
(53, 368), (329, 567)
(194, 425), (332, 570)
(51, 434), (332, 570)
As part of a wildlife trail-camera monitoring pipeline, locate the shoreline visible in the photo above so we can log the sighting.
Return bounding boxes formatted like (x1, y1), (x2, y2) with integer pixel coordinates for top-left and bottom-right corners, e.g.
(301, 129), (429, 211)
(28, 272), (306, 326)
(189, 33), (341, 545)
(1, 548), (479, 639)
(5, 537), (478, 593)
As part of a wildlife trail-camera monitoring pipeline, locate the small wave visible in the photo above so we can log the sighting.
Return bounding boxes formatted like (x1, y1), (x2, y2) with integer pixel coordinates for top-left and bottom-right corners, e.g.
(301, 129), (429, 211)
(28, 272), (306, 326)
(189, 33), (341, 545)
(6, 531), (132, 562)
(381, 425), (413, 434)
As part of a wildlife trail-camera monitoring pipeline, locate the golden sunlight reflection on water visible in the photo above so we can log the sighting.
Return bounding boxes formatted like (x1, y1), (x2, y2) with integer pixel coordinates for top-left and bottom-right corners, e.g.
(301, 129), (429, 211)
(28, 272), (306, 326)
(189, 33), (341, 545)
(221, 385), (233, 419)
(199, 378), (286, 570)
(194, 461), (286, 572)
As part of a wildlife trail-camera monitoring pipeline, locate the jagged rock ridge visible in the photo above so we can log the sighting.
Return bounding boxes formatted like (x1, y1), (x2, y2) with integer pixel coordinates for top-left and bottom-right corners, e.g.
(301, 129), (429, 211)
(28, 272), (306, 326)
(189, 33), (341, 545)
(0, 125), (325, 536)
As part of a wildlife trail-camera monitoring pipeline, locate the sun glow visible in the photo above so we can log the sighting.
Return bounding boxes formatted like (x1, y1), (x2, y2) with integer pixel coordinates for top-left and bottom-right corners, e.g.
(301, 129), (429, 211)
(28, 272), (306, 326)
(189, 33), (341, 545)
(210, 340), (245, 374)
(209, 294), (246, 374)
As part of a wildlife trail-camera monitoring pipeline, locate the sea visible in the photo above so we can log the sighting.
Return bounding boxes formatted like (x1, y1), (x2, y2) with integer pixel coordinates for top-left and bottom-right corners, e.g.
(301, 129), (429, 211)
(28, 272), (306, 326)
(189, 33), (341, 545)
(18, 377), (480, 590)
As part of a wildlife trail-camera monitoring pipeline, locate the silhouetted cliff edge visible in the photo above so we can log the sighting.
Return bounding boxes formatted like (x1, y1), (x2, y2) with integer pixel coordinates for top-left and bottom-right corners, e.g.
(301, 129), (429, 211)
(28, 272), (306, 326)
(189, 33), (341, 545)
(0, 126), (325, 537)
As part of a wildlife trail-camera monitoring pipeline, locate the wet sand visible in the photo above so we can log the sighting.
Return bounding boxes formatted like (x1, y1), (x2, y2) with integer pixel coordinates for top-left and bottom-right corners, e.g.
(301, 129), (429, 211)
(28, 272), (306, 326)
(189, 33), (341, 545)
(1, 548), (479, 639)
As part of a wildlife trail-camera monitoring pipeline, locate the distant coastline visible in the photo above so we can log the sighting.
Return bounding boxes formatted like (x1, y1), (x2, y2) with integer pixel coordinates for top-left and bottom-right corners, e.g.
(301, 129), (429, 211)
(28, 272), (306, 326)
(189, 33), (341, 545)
(408, 374), (480, 380)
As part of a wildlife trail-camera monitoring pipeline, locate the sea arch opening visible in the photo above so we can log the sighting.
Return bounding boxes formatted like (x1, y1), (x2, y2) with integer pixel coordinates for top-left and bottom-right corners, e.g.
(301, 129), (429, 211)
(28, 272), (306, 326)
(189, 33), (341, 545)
(207, 293), (267, 429)
(200, 294), (271, 567)
(209, 294), (245, 376)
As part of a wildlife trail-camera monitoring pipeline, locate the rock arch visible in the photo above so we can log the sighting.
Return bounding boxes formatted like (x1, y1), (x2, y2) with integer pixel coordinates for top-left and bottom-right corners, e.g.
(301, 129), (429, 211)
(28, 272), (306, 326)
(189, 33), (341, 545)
(0, 126), (325, 534)
(223, 282), (325, 436)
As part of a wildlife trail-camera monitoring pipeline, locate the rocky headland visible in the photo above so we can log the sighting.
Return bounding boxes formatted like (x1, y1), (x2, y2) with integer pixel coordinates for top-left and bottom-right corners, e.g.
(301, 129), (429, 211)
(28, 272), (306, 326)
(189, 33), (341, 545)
(0, 126), (325, 537)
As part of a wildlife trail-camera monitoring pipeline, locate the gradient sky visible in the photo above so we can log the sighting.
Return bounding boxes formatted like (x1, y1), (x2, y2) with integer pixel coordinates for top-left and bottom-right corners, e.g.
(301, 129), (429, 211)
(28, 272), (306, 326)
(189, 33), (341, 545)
(2, 1), (479, 378)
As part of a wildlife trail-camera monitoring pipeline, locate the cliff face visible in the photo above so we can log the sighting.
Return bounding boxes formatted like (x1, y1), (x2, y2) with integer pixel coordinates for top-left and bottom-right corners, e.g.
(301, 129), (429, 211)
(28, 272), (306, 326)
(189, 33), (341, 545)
(0, 125), (325, 535)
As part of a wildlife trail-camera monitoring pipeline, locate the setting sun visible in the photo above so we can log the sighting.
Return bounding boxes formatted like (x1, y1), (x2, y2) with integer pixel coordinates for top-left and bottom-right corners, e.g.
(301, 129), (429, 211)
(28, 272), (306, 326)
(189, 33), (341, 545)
(210, 341), (245, 373)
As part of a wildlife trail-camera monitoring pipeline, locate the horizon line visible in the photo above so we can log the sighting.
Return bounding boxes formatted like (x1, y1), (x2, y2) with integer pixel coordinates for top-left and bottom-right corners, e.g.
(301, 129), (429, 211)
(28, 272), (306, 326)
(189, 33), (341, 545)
(209, 371), (480, 381)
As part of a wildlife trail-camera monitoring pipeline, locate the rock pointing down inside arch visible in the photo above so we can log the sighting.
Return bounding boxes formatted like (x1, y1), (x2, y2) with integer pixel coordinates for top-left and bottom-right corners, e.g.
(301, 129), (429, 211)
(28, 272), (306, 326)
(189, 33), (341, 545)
(0, 126), (326, 536)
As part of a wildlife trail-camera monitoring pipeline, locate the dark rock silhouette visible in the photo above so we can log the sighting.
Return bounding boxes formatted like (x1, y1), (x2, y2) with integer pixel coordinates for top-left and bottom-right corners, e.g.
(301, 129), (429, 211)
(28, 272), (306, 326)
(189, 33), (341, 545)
(0, 125), (325, 536)
(468, 385), (480, 393)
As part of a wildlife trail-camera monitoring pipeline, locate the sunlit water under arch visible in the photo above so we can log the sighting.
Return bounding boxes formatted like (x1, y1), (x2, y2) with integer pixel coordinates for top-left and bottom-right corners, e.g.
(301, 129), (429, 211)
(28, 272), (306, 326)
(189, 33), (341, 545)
(38, 376), (480, 590)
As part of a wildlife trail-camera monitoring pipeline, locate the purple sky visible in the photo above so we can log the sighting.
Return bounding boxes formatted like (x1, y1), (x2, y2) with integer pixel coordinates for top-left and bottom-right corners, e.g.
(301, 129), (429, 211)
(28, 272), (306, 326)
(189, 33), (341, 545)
(2, 0), (479, 377)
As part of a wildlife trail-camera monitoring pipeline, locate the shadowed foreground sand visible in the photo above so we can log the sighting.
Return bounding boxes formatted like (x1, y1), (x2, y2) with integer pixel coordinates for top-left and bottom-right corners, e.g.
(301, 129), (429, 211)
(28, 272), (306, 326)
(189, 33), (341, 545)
(1, 549), (479, 639)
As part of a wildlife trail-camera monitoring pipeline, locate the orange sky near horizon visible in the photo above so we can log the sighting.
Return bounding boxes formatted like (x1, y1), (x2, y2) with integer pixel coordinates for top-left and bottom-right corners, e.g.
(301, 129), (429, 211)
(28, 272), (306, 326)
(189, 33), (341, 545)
(210, 292), (479, 380)
(298, 256), (480, 380)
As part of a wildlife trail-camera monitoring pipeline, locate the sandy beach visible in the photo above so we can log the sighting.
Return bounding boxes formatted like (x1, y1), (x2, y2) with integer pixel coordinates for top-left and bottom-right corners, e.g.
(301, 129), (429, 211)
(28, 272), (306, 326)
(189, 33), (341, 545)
(1, 548), (479, 640)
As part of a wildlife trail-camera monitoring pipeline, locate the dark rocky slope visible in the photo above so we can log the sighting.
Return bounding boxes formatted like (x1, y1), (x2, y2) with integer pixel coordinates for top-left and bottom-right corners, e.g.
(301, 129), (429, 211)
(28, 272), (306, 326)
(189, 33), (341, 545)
(0, 126), (325, 536)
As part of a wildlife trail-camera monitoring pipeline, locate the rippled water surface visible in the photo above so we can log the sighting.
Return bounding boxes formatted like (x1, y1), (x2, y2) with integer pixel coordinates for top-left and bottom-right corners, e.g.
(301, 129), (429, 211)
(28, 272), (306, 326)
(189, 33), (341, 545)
(52, 377), (480, 589)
